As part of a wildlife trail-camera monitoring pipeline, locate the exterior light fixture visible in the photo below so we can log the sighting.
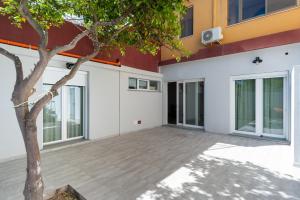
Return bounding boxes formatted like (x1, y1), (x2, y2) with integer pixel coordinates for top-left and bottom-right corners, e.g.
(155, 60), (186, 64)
(66, 62), (75, 69)
(252, 57), (263, 64)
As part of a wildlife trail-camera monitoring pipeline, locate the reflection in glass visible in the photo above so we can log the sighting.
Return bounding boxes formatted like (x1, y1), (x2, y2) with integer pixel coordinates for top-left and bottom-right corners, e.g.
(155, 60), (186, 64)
(129, 78), (137, 89)
(263, 78), (284, 135)
(67, 86), (83, 138)
(185, 82), (204, 126)
(139, 80), (148, 89)
(178, 83), (183, 124)
(43, 84), (62, 143)
(235, 80), (256, 132)
(243, 0), (265, 20)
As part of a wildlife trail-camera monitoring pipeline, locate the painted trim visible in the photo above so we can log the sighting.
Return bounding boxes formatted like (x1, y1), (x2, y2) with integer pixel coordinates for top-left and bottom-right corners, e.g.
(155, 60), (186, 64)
(160, 28), (300, 66)
(0, 38), (121, 66)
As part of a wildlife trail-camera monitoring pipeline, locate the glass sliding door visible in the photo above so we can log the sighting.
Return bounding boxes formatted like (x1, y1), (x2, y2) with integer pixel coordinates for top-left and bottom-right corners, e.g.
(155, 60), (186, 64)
(235, 80), (256, 132)
(43, 84), (85, 144)
(233, 74), (287, 139)
(66, 86), (84, 139)
(43, 85), (62, 143)
(198, 82), (205, 127)
(186, 82), (198, 126)
(178, 83), (184, 124)
(175, 80), (204, 128)
(263, 77), (284, 135)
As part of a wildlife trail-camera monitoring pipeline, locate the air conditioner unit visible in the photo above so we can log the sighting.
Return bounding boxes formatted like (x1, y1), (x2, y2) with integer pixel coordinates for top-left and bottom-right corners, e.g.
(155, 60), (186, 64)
(201, 27), (223, 45)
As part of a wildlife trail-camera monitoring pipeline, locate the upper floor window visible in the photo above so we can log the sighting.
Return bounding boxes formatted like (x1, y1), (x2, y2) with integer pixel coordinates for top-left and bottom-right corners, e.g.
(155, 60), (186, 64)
(181, 6), (193, 38)
(228, 0), (297, 25)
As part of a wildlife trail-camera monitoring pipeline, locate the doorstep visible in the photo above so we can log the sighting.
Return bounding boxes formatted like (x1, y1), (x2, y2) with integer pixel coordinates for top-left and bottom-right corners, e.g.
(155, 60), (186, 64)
(42, 139), (89, 152)
(230, 133), (290, 145)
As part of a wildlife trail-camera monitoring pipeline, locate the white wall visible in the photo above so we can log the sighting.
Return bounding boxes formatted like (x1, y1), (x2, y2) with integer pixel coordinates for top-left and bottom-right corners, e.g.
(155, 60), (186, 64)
(120, 69), (163, 134)
(291, 66), (300, 166)
(160, 42), (300, 135)
(0, 43), (163, 161)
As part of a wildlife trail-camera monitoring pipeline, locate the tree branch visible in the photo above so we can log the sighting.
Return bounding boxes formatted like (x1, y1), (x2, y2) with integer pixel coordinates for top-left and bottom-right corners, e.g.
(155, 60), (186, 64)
(0, 47), (23, 83)
(48, 30), (90, 58)
(18, 0), (50, 97)
(19, 0), (48, 49)
(28, 40), (101, 120)
(27, 19), (132, 120)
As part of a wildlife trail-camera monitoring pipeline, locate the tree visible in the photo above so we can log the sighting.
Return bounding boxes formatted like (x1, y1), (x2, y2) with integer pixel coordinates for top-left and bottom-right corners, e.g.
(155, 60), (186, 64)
(0, 0), (188, 199)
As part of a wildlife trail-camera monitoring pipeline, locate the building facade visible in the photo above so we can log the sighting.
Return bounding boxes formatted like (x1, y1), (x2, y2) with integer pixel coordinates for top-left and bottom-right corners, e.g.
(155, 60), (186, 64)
(160, 0), (300, 166)
(0, 16), (163, 161)
(1, 0), (300, 167)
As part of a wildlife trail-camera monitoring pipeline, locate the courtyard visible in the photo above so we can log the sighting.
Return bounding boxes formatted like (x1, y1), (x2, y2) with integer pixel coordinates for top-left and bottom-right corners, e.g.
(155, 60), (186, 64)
(1, 127), (300, 200)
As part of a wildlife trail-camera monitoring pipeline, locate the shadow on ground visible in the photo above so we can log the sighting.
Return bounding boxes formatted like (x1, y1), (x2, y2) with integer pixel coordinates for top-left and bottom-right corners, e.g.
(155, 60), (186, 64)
(1, 127), (300, 200)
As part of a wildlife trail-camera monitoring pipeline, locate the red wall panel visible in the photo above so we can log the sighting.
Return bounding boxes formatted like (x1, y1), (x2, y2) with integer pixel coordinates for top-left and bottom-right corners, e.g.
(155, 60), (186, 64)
(0, 16), (159, 72)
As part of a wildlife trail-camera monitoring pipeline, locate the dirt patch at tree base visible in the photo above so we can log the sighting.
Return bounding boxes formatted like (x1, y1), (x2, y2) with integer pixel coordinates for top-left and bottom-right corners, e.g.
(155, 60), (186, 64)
(47, 191), (79, 200)
(45, 185), (86, 200)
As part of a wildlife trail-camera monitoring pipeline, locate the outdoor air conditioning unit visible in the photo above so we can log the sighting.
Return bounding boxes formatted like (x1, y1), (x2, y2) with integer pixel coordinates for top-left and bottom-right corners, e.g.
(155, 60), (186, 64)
(201, 27), (223, 45)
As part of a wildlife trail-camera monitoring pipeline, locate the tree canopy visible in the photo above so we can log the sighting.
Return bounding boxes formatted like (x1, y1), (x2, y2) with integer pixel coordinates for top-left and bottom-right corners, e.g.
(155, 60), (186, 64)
(1, 0), (189, 57)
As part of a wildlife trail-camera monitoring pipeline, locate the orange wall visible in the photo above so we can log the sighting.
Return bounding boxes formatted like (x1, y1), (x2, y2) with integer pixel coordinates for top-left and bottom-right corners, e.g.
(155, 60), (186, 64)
(161, 0), (300, 61)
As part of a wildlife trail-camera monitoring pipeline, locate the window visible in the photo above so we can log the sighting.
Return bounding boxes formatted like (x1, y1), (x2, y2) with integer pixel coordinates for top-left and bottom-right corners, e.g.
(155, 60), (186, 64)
(181, 6), (193, 38)
(129, 78), (137, 89)
(138, 79), (148, 90)
(228, 0), (297, 25)
(128, 78), (161, 92)
(233, 73), (287, 138)
(149, 80), (160, 91)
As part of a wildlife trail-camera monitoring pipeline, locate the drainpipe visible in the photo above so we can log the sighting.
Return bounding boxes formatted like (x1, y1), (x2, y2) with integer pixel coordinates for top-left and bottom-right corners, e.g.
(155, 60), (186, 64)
(212, 0), (217, 28)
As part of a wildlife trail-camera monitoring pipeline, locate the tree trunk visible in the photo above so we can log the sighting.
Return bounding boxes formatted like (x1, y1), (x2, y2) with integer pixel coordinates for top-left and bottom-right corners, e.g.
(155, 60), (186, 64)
(23, 119), (44, 200)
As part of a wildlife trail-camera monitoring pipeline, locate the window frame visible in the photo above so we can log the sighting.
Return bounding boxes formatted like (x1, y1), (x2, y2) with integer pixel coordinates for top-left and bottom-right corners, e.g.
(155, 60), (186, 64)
(180, 6), (194, 38)
(230, 71), (289, 139)
(138, 79), (149, 90)
(128, 77), (138, 90)
(128, 77), (161, 92)
(228, 0), (299, 26)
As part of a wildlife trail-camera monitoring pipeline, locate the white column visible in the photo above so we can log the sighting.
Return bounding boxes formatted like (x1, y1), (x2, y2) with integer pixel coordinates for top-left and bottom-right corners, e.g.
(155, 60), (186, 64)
(291, 66), (300, 167)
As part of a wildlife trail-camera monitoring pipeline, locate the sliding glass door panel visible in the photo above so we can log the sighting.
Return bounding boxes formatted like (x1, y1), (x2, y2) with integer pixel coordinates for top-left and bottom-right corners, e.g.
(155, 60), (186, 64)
(263, 77), (284, 135)
(66, 86), (84, 138)
(184, 81), (204, 127)
(235, 80), (256, 132)
(185, 82), (197, 126)
(178, 83), (184, 124)
(198, 82), (205, 127)
(43, 85), (62, 143)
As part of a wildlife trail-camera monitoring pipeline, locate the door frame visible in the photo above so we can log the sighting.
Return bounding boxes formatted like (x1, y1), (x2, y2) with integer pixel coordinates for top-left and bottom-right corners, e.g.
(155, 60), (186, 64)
(168, 79), (205, 129)
(230, 71), (289, 139)
(42, 67), (88, 145)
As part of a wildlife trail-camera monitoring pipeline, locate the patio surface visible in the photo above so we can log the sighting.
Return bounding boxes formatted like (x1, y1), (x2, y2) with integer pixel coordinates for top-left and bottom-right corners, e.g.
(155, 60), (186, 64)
(1, 127), (300, 200)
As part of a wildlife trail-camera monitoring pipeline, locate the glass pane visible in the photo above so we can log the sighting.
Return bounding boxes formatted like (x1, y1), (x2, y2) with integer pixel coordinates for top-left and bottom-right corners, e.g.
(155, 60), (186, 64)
(243, 0), (265, 20)
(150, 80), (159, 91)
(235, 80), (256, 132)
(267, 0), (297, 13)
(66, 86), (84, 138)
(129, 78), (137, 89)
(198, 82), (205, 126)
(263, 78), (284, 135)
(179, 83), (183, 124)
(139, 80), (148, 89)
(181, 7), (193, 37)
(186, 82), (197, 125)
(228, 0), (240, 25)
(43, 84), (62, 143)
